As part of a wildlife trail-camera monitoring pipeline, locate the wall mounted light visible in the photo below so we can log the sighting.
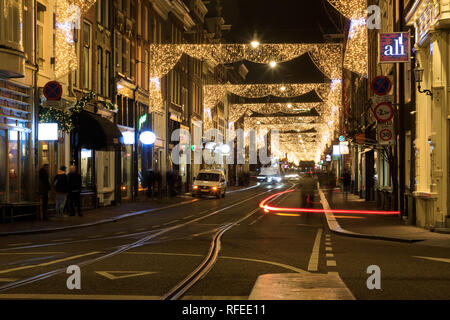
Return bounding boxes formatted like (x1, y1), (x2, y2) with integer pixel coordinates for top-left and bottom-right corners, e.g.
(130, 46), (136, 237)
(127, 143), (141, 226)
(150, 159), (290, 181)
(414, 63), (433, 98)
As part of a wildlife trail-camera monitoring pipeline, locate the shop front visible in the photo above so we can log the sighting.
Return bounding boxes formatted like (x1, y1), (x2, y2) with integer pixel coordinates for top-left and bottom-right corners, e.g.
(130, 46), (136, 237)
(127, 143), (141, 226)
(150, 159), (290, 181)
(406, 0), (450, 229)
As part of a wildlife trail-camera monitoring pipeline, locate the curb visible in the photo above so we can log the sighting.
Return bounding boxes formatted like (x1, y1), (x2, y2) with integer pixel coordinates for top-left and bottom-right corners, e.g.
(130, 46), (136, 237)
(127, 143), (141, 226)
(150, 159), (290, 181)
(317, 186), (423, 244)
(0, 199), (197, 237)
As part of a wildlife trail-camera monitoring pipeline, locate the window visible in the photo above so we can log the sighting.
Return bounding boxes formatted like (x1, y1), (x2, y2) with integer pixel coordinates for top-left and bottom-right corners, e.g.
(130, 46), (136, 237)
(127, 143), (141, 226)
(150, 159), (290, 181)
(171, 70), (181, 105)
(115, 32), (122, 73)
(37, 3), (45, 64)
(123, 38), (130, 76)
(143, 6), (148, 41)
(130, 41), (135, 79)
(72, 27), (79, 87)
(8, 0), (22, 44)
(82, 22), (92, 90)
(105, 51), (111, 97)
(96, 0), (110, 26)
(97, 47), (103, 96)
(137, 1), (142, 36)
(144, 49), (149, 90)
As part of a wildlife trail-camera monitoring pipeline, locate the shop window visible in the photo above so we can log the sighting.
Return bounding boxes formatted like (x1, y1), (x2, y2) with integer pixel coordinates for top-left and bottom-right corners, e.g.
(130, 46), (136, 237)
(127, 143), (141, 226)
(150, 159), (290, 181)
(81, 148), (93, 189)
(121, 145), (132, 200)
(8, 131), (19, 202)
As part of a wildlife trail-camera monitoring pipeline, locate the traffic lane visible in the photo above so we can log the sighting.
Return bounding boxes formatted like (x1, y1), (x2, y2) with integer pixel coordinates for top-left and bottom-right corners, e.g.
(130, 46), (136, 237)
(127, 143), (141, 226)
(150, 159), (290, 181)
(331, 234), (450, 299)
(0, 184), (271, 250)
(0, 186), (282, 296)
(184, 189), (326, 298)
(0, 238), (210, 297)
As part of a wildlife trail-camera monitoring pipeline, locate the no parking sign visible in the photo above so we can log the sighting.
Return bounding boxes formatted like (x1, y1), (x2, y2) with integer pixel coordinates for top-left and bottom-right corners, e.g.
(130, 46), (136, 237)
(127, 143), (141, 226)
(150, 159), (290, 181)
(43, 81), (63, 101)
(371, 76), (391, 96)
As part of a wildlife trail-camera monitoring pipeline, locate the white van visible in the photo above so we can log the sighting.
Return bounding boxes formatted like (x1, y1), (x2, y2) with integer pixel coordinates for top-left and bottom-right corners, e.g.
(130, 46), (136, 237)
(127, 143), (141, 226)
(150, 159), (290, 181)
(192, 169), (227, 199)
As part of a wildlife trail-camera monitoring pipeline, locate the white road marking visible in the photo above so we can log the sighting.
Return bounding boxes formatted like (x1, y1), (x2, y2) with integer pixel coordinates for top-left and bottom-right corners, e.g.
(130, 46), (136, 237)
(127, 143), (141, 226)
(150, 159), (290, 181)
(326, 253), (334, 258)
(307, 228), (323, 271)
(325, 246), (332, 252)
(326, 260), (337, 267)
(95, 271), (157, 280)
(249, 215), (265, 226)
(414, 256), (450, 264)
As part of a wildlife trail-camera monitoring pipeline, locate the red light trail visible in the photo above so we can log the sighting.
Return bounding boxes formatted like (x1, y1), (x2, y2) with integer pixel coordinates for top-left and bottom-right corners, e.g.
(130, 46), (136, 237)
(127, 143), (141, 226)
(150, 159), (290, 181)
(259, 189), (400, 215)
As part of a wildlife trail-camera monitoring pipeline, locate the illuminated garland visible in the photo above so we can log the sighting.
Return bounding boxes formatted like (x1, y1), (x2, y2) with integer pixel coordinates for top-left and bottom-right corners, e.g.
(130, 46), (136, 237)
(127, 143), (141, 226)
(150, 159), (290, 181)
(149, 43), (343, 80)
(54, 0), (97, 78)
(39, 107), (74, 132)
(326, 0), (368, 76)
(39, 91), (96, 132)
(229, 103), (324, 122)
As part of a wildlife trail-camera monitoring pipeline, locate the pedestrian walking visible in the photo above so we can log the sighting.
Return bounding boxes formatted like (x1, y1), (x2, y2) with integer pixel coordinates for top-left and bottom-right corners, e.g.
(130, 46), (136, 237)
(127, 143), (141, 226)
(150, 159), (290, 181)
(342, 169), (351, 201)
(327, 171), (336, 203)
(53, 166), (68, 216)
(67, 165), (82, 217)
(298, 172), (317, 208)
(38, 163), (51, 220)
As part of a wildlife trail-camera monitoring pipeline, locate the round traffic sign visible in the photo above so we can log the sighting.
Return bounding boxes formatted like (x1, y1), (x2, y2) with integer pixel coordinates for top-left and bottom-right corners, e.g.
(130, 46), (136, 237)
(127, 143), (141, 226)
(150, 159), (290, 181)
(43, 81), (63, 101)
(373, 102), (394, 122)
(371, 76), (391, 96)
(379, 128), (393, 142)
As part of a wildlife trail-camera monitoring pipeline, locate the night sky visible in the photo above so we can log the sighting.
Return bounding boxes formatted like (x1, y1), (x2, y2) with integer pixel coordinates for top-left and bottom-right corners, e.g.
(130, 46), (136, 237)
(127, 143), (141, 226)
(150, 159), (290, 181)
(221, 0), (344, 43)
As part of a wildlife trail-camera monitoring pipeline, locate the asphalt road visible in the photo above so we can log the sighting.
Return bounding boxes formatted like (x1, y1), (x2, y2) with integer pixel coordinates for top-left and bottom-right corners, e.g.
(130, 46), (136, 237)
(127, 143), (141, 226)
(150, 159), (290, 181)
(0, 182), (449, 300)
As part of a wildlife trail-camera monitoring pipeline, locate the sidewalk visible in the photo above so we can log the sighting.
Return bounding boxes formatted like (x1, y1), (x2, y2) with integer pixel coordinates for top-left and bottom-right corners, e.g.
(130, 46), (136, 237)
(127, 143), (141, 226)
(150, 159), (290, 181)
(0, 196), (195, 236)
(320, 189), (450, 248)
(0, 183), (259, 236)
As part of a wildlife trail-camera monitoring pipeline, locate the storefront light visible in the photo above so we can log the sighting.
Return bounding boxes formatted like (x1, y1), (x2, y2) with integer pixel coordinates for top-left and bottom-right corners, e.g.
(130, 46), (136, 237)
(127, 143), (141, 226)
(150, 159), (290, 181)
(122, 131), (135, 145)
(38, 123), (58, 141)
(139, 131), (156, 145)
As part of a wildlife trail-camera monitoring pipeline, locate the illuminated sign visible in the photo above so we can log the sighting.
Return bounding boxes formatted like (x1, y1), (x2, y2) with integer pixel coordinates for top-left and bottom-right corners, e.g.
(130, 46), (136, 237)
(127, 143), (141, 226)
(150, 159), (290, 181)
(379, 32), (410, 63)
(332, 145), (341, 156)
(139, 131), (156, 145)
(38, 123), (58, 141)
(121, 131), (135, 145)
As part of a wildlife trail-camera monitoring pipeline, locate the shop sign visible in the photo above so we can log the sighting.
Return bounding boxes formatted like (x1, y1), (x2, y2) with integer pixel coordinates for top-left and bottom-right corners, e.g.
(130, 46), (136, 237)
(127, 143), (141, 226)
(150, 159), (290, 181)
(379, 32), (410, 63)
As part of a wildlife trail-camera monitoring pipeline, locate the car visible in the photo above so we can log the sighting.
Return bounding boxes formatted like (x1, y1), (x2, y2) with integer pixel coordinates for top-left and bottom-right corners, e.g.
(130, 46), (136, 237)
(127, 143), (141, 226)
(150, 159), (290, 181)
(192, 169), (227, 199)
(257, 174), (282, 184)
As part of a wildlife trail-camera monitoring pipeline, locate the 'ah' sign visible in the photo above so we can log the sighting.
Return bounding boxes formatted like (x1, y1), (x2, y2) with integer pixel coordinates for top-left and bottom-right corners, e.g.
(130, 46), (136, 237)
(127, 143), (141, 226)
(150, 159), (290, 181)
(379, 32), (410, 63)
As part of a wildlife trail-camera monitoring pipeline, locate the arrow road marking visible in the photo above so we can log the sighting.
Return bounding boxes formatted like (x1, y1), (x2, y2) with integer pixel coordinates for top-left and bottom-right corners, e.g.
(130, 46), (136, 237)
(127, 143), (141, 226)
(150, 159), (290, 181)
(95, 271), (157, 280)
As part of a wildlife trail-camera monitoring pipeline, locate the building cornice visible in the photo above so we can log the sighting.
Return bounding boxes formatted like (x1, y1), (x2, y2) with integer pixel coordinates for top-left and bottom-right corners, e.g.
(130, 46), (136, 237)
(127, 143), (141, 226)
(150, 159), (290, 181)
(150, 0), (172, 20)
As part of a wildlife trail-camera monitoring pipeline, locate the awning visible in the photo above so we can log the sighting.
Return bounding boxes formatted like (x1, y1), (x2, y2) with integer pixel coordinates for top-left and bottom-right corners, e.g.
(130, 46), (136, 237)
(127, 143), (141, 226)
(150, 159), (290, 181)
(76, 111), (122, 150)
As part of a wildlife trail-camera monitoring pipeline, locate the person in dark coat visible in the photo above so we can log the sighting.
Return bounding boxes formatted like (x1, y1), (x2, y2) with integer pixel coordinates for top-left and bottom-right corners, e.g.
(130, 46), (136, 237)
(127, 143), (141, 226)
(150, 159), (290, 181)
(342, 169), (352, 201)
(53, 165), (68, 216)
(38, 164), (50, 220)
(67, 165), (82, 217)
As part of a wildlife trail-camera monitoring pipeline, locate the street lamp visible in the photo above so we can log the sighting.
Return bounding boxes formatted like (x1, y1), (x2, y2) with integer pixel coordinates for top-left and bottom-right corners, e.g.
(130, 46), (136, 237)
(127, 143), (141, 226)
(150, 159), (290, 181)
(414, 63), (433, 98)
(250, 40), (260, 48)
(269, 60), (277, 68)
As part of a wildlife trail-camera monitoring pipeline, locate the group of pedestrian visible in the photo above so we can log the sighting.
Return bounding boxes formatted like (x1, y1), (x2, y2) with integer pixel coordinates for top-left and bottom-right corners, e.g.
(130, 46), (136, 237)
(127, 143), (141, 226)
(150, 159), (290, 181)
(144, 169), (163, 198)
(38, 164), (82, 220)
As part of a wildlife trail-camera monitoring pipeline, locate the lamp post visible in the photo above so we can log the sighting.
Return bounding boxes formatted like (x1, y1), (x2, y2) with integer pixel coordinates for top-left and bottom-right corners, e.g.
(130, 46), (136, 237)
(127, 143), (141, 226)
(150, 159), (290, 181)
(414, 63), (433, 98)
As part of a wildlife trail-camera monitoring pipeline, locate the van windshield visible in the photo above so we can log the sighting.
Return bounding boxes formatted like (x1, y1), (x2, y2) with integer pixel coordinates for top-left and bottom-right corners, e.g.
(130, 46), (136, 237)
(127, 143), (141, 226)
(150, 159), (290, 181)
(196, 173), (220, 181)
